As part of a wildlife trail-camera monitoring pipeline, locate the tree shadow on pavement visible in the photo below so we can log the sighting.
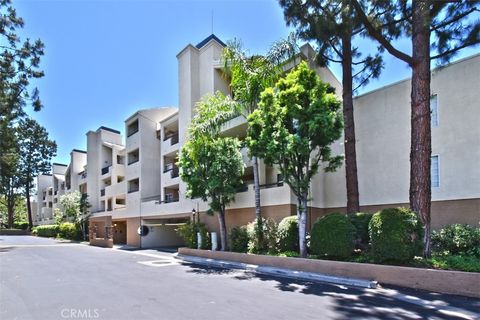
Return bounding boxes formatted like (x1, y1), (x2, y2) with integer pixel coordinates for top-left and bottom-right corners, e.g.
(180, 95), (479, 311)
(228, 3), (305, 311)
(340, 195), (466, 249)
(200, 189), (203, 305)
(0, 246), (14, 253)
(183, 262), (480, 320)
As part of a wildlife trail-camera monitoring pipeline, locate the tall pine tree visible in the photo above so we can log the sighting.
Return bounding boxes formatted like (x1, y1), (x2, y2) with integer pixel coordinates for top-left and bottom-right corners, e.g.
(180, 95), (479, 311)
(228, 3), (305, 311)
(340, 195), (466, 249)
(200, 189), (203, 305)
(17, 118), (57, 229)
(351, 0), (479, 257)
(279, 0), (384, 214)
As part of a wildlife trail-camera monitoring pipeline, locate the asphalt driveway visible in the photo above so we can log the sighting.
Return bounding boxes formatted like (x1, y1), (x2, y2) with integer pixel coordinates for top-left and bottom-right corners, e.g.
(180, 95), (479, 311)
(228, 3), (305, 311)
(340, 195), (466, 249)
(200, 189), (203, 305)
(1, 236), (478, 320)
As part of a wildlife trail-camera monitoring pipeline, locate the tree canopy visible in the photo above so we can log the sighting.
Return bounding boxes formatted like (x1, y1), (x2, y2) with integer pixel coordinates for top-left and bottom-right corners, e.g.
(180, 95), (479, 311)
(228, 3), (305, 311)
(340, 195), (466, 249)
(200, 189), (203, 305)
(247, 61), (343, 257)
(179, 92), (245, 251)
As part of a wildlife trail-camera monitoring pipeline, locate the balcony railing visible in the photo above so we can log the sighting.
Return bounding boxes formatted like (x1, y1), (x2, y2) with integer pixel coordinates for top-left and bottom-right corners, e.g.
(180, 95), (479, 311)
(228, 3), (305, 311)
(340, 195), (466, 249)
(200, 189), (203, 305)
(255, 181), (284, 190)
(164, 133), (179, 146)
(128, 187), (139, 194)
(128, 158), (139, 165)
(171, 166), (179, 178)
(164, 196), (179, 203)
(236, 184), (249, 193)
(127, 127), (139, 137)
(78, 171), (87, 179)
(101, 166), (111, 175)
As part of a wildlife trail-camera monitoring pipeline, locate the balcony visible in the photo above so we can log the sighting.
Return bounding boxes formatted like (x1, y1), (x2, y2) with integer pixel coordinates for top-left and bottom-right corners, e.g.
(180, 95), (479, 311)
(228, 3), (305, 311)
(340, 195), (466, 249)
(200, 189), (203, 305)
(164, 195), (179, 203)
(162, 133), (179, 156)
(105, 180), (126, 198)
(164, 133), (179, 145)
(127, 119), (139, 137)
(78, 171), (87, 180)
(163, 163), (179, 178)
(101, 165), (111, 175)
(127, 149), (140, 165)
(100, 189), (105, 197)
(128, 178), (139, 193)
(236, 184), (249, 193)
(171, 166), (179, 178)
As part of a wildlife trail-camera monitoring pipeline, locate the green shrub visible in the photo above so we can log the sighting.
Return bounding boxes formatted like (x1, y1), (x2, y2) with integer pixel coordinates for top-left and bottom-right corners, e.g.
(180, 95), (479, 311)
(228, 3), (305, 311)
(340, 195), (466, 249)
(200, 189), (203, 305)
(176, 221), (211, 249)
(31, 227), (38, 236)
(310, 213), (356, 259)
(58, 222), (80, 240)
(247, 218), (278, 254)
(229, 226), (249, 253)
(428, 254), (480, 273)
(369, 207), (423, 263)
(348, 212), (372, 249)
(35, 224), (60, 237)
(277, 215), (299, 253)
(431, 224), (480, 257)
(13, 221), (29, 230)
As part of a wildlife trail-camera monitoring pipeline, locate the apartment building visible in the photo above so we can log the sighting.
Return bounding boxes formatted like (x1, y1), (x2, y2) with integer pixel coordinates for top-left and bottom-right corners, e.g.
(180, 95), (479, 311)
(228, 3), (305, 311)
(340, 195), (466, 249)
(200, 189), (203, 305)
(35, 34), (478, 247)
(33, 174), (53, 225)
(65, 149), (87, 194)
(33, 163), (68, 225)
(94, 35), (479, 248)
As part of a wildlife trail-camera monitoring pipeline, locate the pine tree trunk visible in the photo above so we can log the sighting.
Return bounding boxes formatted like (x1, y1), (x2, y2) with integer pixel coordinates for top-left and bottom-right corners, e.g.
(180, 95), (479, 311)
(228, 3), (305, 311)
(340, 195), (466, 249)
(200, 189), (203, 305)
(7, 198), (14, 229)
(26, 183), (33, 231)
(252, 155), (264, 247)
(341, 25), (360, 214)
(217, 206), (228, 251)
(297, 196), (308, 258)
(410, 0), (432, 258)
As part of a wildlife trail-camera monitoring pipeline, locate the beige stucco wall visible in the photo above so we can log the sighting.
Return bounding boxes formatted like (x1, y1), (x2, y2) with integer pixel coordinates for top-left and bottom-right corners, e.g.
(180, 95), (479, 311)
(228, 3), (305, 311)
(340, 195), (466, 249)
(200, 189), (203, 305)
(321, 54), (480, 209)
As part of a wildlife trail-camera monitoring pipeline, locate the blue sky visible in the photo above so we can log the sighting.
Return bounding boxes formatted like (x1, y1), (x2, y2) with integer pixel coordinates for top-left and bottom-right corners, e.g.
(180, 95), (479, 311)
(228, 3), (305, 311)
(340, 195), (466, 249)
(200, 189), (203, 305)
(18, 0), (478, 165)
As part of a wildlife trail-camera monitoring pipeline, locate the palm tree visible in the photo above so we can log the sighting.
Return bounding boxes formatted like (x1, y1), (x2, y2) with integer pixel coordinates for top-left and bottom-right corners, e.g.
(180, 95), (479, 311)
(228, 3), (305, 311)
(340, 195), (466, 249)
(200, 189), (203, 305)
(221, 36), (298, 250)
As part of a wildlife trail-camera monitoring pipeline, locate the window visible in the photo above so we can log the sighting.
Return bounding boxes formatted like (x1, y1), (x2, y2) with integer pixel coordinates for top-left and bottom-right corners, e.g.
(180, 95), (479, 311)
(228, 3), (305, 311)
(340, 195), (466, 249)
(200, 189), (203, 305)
(431, 155), (439, 187)
(430, 95), (438, 127)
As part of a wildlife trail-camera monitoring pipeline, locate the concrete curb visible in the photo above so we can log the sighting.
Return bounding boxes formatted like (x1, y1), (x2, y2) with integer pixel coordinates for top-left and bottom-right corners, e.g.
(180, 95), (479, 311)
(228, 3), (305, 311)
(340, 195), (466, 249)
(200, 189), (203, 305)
(175, 253), (479, 319)
(174, 253), (378, 289)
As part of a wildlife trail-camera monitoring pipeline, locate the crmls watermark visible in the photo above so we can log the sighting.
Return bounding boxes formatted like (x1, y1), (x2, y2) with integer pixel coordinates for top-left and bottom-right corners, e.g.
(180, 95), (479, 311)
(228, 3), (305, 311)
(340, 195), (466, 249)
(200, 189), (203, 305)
(61, 308), (100, 319)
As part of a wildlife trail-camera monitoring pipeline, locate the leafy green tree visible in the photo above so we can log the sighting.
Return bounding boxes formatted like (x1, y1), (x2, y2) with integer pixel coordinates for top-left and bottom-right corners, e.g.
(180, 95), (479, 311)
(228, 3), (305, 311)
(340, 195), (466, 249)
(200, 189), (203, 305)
(53, 208), (63, 225)
(279, 0), (385, 214)
(219, 37), (297, 248)
(59, 191), (91, 240)
(179, 92), (245, 251)
(59, 191), (82, 220)
(0, 196), (26, 228)
(17, 118), (57, 229)
(247, 62), (343, 257)
(351, 0), (480, 257)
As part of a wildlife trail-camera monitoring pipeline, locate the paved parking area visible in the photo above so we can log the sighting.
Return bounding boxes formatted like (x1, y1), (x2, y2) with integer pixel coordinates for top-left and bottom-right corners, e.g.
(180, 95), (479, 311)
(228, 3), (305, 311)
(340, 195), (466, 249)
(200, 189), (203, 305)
(1, 236), (479, 320)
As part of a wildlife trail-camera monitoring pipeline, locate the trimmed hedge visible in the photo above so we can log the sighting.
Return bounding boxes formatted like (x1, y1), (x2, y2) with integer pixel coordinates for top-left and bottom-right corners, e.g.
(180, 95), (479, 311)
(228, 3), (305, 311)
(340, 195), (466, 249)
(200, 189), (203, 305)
(348, 212), (373, 249)
(431, 224), (480, 257)
(35, 224), (60, 237)
(59, 223), (81, 240)
(369, 207), (423, 263)
(229, 226), (249, 253)
(13, 221), (29, 230)
(277, 215), (299, 252)
(310, 213), (356, 259)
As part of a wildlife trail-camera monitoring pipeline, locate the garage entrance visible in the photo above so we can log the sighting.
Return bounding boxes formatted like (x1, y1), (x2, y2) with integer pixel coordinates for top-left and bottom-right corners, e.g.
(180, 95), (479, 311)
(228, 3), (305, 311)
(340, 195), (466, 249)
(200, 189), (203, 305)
(140, 217), (188, 248)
